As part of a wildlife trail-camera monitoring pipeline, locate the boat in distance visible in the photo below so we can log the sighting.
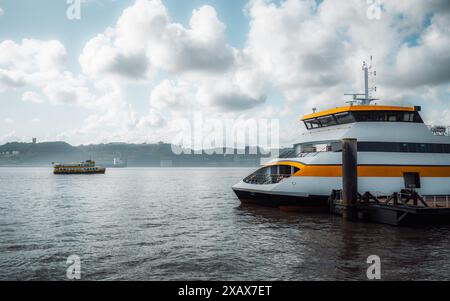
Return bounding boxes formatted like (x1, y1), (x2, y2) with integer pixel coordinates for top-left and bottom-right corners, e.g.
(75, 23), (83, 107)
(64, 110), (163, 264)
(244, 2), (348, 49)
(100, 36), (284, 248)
(53, 160), (106, 174)
(232, 59), (450, 210)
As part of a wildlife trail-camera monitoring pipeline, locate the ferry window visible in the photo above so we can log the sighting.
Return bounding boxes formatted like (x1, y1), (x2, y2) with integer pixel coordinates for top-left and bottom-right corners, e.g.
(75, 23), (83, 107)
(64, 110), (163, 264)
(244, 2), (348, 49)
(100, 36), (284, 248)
(370, 111), (384, 121)
(279, 165), (291, 175)
(255, 166), (269, 175)
(352, 111), (423, 123)
(244, 165), (298, 184)
(270, 165), (278, 175)
(387, 112), (398, 121)
(357, 142), (385, 152)
(403, 113), (414, 122)
(317, 115), (337, 127)
(400, 143), (409, 152)
(419, 144), (427, 153)
(335, 112), (355, 124)
(353, 111), (369, 122)
(434, 144), (444, 153)
(304, 119), (321, 129)
(358, 142), (450, 154)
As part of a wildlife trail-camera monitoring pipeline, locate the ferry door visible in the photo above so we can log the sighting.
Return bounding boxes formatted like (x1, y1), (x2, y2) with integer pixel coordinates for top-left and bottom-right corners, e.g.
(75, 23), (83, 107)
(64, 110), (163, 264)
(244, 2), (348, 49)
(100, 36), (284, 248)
(403, 172), (421, 190)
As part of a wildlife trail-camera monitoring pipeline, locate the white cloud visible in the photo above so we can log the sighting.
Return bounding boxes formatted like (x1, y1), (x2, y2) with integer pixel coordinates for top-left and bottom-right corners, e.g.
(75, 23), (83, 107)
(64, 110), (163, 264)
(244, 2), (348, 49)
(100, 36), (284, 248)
(80, 0), (266, 112)
(137, 109), (165, 129)
(4, 118), (14, 124)
(196, 76), (266, 111)
(0, 39), (66, 75)
(245, 0), (363, 105)
(79, 0), (236, 81)
(31, 118), (41, 123)
(0, 131), (21, 145)
(150, 60), (267, 112)
(79, 30), (152, 81)
(22, 91), (44, 104)
(386, 12), (450, 88)
(150, 80), (192, 110)
(0, 39), (95, 106)
(70, 0), (269, 144)
(0, 69), (25, 89)
(245, 0), (450, 113)
(147, 5), (236, 74)
(0, 7), (4, 16)
(41, 72), (94, 106)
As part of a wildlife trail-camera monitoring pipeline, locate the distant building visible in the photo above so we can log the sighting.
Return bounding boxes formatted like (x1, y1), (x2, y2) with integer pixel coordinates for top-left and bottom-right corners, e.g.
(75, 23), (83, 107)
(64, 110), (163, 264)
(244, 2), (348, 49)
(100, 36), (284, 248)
(160, 160), (173, 167)
(0, 151), (19, 157)
(32, 138), (37, 144)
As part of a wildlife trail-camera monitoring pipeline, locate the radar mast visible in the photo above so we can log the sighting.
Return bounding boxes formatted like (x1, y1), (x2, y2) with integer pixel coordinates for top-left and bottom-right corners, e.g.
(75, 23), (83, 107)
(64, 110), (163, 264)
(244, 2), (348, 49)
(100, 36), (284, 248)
(345, 56), (378, 105)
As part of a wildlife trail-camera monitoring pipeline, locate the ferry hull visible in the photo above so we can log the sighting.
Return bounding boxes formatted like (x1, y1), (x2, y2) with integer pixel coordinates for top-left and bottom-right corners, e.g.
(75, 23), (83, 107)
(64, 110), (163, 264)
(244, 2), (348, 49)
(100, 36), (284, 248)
(233, 188), (329, 211)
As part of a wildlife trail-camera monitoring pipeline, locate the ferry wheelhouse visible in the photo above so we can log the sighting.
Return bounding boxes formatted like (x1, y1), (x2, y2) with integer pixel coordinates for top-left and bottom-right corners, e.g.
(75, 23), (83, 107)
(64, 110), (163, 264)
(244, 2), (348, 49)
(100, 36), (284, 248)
(53, 160), (106, 175)
(232, 61), (450, 209)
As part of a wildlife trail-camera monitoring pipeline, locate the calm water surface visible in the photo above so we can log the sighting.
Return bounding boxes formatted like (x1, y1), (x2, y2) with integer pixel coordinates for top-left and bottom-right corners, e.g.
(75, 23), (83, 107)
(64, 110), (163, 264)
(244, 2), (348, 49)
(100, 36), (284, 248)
(1, 167), (450, 280)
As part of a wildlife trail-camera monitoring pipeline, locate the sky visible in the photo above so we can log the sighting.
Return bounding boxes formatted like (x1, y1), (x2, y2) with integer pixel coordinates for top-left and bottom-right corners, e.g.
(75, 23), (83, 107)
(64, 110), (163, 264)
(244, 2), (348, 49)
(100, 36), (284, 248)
(0, 0), (449, 147)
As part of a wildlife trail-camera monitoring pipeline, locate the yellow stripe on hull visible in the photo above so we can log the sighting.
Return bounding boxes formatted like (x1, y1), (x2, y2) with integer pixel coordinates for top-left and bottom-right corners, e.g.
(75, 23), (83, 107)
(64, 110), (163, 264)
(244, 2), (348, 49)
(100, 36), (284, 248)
(265, 161), (450, 178)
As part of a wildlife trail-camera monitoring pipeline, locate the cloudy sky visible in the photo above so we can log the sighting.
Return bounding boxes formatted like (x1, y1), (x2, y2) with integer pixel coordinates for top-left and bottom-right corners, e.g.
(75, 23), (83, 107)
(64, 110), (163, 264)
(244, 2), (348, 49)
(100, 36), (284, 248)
(0, 0), (449, 146)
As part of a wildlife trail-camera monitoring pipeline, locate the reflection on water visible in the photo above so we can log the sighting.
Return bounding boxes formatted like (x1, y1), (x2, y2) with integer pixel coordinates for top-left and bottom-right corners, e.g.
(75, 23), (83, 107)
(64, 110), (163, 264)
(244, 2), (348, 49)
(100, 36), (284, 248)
(0, 167), (449, 280)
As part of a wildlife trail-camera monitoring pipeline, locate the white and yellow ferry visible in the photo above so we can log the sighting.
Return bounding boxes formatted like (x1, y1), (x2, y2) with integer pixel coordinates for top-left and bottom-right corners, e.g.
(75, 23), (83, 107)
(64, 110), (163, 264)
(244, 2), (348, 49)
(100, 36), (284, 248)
(232, 61), (450, 210)
(53, 160), (106, 175)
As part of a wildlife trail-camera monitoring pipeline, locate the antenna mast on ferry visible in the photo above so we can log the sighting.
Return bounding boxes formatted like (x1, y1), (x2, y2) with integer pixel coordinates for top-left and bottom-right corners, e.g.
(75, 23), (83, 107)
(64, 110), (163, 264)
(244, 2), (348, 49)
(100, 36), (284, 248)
(345, 56), (378, 105)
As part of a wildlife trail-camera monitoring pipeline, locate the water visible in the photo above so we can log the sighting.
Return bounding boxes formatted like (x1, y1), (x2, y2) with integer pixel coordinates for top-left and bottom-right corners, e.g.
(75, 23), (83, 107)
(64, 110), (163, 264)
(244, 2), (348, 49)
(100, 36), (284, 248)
(1, 167), (450, 281)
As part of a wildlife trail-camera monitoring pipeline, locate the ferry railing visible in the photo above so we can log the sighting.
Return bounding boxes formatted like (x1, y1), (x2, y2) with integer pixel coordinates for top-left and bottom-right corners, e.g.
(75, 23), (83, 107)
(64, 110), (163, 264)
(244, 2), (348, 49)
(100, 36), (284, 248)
(427, 125), (450, 136)
(297, 145), (331, 158)
(423, 195), (450, 208)
(331, 190), (450, 208)
(279, 145), (334, 159)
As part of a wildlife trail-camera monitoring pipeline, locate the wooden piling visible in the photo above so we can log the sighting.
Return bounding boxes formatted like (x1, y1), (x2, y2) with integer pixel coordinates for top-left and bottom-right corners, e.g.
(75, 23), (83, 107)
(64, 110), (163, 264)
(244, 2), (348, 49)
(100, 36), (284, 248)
(342, 138), (358, 221)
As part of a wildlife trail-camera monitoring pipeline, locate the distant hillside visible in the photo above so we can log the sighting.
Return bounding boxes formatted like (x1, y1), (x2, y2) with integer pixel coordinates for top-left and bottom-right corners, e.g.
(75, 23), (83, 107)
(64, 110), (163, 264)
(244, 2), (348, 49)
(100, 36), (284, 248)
(0, 142), (273, 167)
(0, 142), (84, 166)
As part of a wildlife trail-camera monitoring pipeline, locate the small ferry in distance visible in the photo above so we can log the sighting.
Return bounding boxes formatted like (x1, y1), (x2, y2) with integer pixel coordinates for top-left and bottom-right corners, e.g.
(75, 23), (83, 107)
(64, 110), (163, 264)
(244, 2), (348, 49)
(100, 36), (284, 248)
(232, 58), (450, 210)
(53, 160), (106, 174)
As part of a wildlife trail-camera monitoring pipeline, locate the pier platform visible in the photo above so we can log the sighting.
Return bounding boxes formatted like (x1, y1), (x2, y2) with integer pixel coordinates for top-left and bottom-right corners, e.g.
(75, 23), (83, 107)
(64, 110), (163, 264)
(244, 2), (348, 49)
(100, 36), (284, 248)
(329, 190), (450, 226)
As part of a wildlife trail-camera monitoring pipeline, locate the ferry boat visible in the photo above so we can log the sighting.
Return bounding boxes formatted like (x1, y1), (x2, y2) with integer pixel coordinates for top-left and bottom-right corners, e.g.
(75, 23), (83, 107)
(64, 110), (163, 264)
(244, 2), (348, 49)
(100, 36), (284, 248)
(53, 160), (106, 174)
(113, 157), (127, 168)
(232, 60), (450, 210)
(102, 157), (128, 168)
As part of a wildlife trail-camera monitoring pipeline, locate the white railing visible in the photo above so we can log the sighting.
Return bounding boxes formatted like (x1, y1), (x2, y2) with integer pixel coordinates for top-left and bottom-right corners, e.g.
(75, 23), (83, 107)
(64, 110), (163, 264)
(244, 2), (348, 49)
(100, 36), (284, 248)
(423, 195), (450, 208)
(427, 125), (450, 136)
(298, 145), (331, 157)
(333, 190), (450, 208)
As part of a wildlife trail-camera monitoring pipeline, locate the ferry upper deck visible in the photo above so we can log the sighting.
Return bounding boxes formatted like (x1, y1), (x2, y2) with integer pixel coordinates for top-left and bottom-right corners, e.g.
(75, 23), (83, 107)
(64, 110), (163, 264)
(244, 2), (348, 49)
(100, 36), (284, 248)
(289, 105), (450, 155)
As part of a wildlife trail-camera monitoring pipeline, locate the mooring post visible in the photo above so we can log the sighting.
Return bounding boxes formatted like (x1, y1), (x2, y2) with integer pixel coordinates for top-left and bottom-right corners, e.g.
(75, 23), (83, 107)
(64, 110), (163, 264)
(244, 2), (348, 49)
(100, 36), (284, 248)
(342, 138), (358, 221)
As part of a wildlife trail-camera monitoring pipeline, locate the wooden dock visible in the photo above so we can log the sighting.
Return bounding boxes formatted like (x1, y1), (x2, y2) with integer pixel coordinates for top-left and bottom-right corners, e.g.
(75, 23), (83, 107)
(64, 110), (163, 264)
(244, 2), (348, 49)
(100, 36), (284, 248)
(330, 190), (450, 226)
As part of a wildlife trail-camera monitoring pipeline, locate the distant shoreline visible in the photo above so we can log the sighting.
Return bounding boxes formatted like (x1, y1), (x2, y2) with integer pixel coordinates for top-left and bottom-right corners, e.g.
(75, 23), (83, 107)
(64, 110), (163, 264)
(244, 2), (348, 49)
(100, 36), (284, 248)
(0, 141), (286, 168)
